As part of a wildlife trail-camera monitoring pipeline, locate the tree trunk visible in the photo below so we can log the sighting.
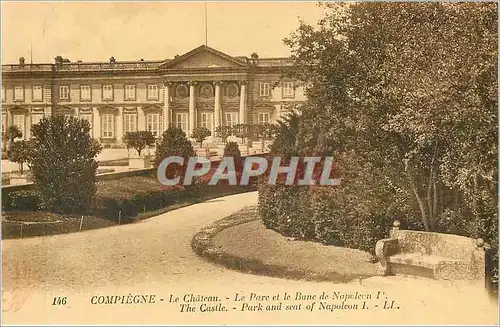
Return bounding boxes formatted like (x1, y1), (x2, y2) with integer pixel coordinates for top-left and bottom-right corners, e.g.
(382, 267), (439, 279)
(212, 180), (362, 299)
(433, 179), (438, 228)
(426, 167), (434, 229)
(407, 169), (430, 231)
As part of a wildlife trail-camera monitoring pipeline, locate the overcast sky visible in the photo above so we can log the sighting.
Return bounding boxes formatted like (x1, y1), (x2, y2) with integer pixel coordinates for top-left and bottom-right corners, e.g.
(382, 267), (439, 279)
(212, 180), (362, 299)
(1, 1), (326, 64)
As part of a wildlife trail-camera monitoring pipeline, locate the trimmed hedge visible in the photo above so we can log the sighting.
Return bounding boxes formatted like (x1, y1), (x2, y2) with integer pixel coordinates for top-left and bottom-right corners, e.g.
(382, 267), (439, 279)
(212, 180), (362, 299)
(3, 175), (256, 226)
(259, 183), (425, 254)
(2, 189), (41, 211)
(93, 184), (198, 222)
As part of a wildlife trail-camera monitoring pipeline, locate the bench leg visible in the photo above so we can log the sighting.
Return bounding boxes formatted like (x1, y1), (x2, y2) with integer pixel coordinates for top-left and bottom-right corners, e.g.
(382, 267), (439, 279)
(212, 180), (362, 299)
(375, 238), (399, 276)
(375, 242), (390, 276)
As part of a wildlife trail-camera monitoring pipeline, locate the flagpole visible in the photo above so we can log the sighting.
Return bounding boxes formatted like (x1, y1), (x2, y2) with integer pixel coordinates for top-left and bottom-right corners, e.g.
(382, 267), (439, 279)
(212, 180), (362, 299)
(204, 2), (208, 46)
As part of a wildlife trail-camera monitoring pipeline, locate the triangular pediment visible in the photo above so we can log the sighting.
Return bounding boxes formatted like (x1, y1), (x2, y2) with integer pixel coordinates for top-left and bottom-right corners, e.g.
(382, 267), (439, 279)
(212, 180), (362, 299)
(159, 45), (248, 70)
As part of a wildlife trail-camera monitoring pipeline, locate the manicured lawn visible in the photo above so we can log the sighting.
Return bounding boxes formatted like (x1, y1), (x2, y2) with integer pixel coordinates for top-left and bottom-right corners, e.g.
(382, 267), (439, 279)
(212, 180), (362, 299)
(2, 211), (116, 239)
(193, 206), (378, 283)
(3, 174), (256, 239)
(95, 175), (170, 199)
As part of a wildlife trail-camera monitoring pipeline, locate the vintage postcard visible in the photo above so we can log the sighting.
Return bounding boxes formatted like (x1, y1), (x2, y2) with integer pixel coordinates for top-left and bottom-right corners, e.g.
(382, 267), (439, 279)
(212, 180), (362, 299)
(1, 1), (498, 325)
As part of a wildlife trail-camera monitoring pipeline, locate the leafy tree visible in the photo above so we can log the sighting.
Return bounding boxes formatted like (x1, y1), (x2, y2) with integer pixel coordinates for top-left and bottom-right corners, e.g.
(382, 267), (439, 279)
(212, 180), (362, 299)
(251, 123), (264, 143)
(215, 125), (232, 144)
(253, 123), (277, 152)
(270, 111), (301, 157)
(278, 2), (498, 282)
(232, 124), (250, 144)
(285, 2), (497, 233)
(155, 127), (195, 179)
(223, 141), (242, 173)
(223, 141), (241, 159)
(190, 126), (211, 147)
(29, 115), (102, 214)
(6, 126), (22, 144)
(122, 131), (155, 156)
(7, 140), (32, 174)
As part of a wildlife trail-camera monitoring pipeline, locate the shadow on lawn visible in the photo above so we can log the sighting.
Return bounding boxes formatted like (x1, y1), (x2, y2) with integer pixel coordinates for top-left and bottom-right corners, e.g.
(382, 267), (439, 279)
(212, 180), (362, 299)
(191, 206), (375, 284)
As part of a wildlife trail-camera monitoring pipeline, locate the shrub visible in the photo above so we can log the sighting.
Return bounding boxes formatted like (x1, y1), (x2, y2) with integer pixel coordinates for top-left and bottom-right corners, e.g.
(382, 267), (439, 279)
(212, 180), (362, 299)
(258, 184), (313, 239)
(7, 140), (32, 174)
(6, 125), (22, 144)
(155, 127), (195, 180)
(223, 141), (241, 158)
(29, 115), (102, 214)
(215, 126), (232, 144)
(259, 183), (393, 253)
(2, 190), (41, 211)
(223, 141), (242, 173)
(233, 124), (250, 144)
(93, 185), (186, 221)
(270, 112), (300, 156)
(190, 127), (211, 147)
(122, 131), (155, 156)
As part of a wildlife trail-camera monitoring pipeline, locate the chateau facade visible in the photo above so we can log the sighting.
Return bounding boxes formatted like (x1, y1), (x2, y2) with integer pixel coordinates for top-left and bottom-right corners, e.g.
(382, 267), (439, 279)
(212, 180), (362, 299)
(1, 45), (306, 146)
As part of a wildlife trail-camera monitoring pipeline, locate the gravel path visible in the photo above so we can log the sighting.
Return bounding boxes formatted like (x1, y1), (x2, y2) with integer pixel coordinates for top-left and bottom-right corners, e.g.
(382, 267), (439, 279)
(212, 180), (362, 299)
(2, 192), (497, 325)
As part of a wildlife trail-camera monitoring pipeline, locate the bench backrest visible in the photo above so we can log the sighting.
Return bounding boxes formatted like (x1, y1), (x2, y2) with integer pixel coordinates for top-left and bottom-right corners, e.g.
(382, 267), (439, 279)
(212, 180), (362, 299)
(390, 229), (479, 262)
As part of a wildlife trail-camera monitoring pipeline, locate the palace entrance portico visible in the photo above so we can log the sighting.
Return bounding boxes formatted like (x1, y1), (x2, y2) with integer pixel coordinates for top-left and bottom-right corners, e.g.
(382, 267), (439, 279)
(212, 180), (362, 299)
(158, 45), (253, 141)
(162, 79), (248, 140)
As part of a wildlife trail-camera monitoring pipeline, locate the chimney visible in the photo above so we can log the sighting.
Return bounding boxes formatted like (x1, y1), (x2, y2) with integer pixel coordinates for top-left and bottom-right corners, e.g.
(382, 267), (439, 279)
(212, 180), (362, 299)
(19, 57), (25, 66)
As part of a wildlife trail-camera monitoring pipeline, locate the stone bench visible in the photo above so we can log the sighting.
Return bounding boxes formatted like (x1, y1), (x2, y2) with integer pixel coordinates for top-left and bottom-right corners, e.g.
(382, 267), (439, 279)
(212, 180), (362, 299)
(375, 221), (488, 282)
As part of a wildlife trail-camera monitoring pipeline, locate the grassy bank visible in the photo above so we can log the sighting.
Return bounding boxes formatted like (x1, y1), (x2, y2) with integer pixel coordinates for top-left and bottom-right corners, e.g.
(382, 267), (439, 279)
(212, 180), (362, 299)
(2, 173), (255, 239)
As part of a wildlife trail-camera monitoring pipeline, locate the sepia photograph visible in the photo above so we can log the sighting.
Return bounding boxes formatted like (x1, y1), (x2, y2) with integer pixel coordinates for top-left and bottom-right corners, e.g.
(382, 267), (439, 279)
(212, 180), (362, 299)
(1, 1), (498, 325)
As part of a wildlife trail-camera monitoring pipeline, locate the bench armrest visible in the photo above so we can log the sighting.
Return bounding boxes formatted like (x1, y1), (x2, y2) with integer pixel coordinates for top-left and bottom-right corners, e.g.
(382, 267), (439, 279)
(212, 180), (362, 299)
(375, 238), (399, 276)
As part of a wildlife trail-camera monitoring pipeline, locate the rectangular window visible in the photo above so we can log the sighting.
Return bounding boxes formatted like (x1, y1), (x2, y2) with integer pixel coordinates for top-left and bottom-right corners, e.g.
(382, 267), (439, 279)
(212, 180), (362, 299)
(147, 85), (158, 100)
(14, 85), (24, 101)
(102, 85), (113, 100)
(257, 112), (270, 124)
(59, 85), (69, 100)
(80, 113), (93, 135)
(31, 113), (44, 126)
(200, 113), (213, 131)
(176, 113), (188, 133)
(225, 112), (238, 127)
(259, 82), (270, 97)
(282, 82), (294, 98)
(101, 113), (114, 138)
(1, 86), (5, 102)
(146, 113), (160, 137)
(80, 85), (91, 101)
(125, 85), (136, 100)
(124, 113), (137, 134)
(32, 85), (43, 101)
(13, 114), (25, 137)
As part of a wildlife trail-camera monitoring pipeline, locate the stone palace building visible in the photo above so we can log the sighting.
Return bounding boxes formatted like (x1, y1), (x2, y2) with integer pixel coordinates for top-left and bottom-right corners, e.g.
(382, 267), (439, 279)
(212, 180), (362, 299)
(1, 45), (306, 147)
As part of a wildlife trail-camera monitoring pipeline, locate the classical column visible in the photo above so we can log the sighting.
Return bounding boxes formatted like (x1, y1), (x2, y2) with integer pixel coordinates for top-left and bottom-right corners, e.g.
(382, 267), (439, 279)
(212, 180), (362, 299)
(6, 108), (12, 130)
(239, 81), (248, 124)
(214, 81), (222, 133)
(188, 81), (197, 137)
(163, 82), (171, 131)
(93, 107), (101, 139)
(116, 107), (123, 143)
